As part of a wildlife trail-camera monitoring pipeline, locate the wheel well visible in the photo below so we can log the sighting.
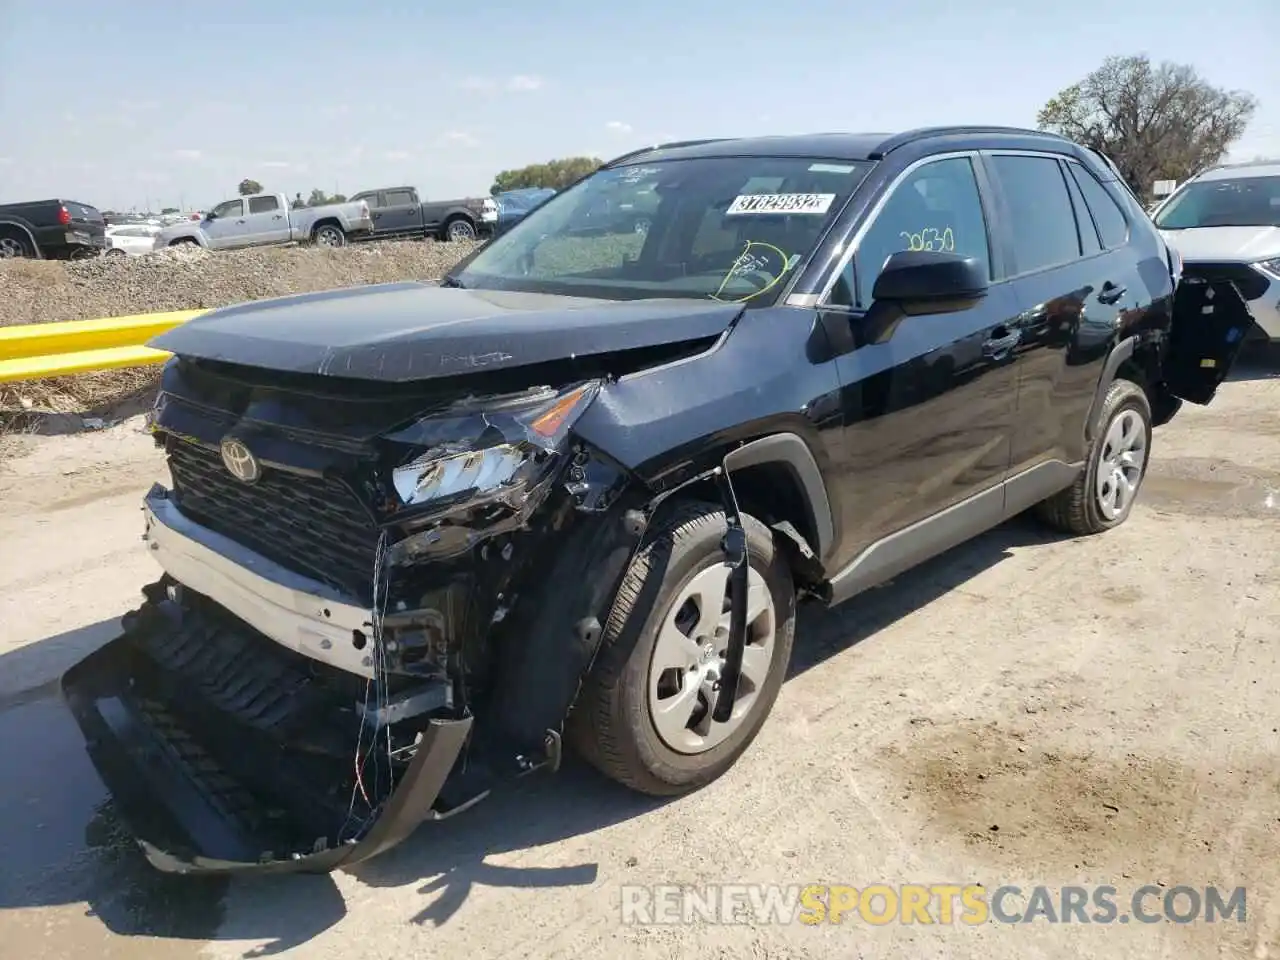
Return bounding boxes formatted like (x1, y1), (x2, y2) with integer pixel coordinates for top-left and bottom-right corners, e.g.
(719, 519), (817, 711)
(1117, 343), (1178, 424)
(0, 222), (37, 254)
(659, 460), (827, 592)
(311, 218), (342, 234)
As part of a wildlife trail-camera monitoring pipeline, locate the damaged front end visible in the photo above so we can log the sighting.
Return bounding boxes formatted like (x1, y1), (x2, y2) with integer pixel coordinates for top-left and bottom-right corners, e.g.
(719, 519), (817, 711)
(62, 360), (644, 874)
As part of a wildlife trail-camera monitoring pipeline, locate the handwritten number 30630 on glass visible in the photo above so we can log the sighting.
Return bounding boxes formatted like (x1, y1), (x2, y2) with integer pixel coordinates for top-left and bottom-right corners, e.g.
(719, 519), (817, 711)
(899, 227), (955, 253)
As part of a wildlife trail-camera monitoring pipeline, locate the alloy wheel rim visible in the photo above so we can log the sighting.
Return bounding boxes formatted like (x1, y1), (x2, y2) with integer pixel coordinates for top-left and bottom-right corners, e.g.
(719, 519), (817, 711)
(449, 221), (475, 241)
(1096, 408), (1148, 520)
(0, 237), (24, 258)
(647, 562), (776, 755)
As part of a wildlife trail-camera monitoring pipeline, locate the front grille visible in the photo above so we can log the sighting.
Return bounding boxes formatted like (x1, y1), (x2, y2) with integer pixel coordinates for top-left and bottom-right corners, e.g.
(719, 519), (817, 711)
(1181, 261), (1270, 301)
(167, 439), (380, 599)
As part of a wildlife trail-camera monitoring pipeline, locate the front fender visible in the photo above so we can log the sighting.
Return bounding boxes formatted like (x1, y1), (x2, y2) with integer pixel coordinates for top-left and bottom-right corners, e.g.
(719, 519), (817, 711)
(572, 305), (844, 562)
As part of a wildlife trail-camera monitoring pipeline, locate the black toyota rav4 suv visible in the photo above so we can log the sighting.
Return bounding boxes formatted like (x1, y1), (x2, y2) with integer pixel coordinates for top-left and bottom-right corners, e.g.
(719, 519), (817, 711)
(62, 126), (1251, 874)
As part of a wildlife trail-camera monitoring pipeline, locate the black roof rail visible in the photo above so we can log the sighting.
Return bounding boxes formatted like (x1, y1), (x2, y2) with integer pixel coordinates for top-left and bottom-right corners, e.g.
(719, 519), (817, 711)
(601, 138), (733, 168)
(868, 126), (1070, 160)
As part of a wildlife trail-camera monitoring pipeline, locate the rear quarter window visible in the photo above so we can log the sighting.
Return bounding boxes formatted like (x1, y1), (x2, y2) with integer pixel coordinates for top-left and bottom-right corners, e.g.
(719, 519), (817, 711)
(1068, 162), (1129, 249)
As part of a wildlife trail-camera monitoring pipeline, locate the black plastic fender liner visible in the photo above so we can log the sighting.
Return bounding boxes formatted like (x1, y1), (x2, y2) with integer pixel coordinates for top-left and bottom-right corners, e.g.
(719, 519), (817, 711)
(61, 628), (472, 875)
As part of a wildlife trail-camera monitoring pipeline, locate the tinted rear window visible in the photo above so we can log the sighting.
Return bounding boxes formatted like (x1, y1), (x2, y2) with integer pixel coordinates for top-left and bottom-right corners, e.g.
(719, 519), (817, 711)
(65, 202), (102, 221)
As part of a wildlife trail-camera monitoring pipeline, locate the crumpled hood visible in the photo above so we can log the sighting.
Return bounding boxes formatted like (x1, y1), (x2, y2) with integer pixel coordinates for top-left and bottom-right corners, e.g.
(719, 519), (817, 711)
(150, 282), (743, 382)
(1159, 225), (1280, 263)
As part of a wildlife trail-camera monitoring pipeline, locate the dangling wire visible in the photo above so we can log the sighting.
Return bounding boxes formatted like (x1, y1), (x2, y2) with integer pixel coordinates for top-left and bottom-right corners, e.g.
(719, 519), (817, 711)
(340, 528), (392, 842)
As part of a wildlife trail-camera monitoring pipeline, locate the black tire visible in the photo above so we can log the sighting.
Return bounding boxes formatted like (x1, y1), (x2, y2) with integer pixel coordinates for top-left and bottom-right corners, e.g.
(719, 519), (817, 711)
(442, 216), (477, 242)
(1036, 378), (1152, 535)
(169, 238), (199, 247)
(0, 228), (36, 259)
(567, 500), (796, 796)
(312, 223), (346, 248)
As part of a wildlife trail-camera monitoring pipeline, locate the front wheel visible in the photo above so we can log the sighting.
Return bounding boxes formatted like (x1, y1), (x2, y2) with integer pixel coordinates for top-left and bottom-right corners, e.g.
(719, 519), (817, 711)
(1036, 378), (1152, 535)
(567, 501), (796, 796)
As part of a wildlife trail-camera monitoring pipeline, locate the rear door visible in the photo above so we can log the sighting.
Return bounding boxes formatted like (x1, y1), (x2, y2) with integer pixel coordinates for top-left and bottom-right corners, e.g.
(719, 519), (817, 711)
(245, 194), (290, 244)
(378, 188), (425, 238)
(982, 150), (1147, 476)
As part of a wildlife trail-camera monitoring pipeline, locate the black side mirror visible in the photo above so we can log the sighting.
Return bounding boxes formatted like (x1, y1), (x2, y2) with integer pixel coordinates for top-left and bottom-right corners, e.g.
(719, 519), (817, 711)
(871, 250), (989, 315)
(205, 212), (217, 221)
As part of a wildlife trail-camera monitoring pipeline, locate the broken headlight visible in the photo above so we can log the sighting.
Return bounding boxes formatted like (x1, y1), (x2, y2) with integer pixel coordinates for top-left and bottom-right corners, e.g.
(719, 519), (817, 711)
(387, 380), (602, 510)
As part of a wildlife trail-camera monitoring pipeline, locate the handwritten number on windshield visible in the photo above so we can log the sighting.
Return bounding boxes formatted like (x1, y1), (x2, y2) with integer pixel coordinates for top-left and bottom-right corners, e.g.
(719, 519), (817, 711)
(711, 240), (790, 303)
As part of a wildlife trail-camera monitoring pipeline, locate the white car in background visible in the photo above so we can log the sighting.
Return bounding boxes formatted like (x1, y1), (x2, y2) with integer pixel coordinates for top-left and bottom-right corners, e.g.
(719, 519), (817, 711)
(1152, 160), (1280, 342)
(104, 223), (161, 256)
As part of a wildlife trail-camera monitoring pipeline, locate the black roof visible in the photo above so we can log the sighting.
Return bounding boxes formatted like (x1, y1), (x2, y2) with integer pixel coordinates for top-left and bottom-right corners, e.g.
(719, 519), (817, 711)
(605, 126), (1074, 166)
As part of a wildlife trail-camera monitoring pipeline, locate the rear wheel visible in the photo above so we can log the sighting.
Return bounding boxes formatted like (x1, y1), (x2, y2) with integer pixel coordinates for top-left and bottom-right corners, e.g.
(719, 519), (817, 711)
(169, 238), (199, 248)
(0, 229), (36, 258)
(443, 217), (477, 242)
(313, 224), (346, 248)
(1036, 378), (1152, 535)
(567, 501), (796, 796)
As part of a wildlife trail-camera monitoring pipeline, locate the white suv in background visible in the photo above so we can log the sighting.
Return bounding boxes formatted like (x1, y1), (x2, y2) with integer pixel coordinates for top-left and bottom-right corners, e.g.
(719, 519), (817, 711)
(1153, 160), (1280, 341)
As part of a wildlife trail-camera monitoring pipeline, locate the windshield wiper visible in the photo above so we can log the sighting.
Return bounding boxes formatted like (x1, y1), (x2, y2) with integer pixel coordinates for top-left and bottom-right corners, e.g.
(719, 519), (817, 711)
(439, 276), (466, 289)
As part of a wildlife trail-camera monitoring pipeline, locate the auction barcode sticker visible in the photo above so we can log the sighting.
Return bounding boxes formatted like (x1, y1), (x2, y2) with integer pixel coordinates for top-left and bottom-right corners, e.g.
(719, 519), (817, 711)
(726, 193), (835, 216)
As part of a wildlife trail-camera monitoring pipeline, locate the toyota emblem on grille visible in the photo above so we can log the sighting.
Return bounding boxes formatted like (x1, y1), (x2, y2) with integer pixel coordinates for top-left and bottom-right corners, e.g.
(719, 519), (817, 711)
(220, 437), (261, 484)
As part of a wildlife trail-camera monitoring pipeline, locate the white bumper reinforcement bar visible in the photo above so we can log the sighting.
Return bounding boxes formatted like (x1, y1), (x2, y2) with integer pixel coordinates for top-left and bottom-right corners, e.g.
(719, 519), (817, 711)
(141, 484), (377, 679)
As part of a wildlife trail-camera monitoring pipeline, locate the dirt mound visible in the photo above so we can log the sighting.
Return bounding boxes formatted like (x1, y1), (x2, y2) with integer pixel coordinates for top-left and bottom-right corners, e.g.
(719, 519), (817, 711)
(0, 240), (477, 423)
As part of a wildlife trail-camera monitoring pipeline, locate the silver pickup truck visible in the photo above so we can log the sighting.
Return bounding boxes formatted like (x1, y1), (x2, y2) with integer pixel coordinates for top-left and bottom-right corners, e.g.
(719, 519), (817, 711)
(156, 192), (374, 251)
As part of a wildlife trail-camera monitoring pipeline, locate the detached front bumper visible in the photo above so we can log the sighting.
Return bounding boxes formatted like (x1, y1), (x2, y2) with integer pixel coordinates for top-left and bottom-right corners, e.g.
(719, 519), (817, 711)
(62, 632), (472, 874)
(59, 485), (479, 874)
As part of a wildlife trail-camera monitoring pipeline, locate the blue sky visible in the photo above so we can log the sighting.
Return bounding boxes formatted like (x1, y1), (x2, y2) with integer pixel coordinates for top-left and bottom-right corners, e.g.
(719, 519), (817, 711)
(1, 0), (1276, 211)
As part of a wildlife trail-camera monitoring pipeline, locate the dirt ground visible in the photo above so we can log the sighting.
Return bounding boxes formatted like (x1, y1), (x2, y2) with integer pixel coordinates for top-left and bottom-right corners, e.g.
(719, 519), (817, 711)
(0, 359), (1277, 960)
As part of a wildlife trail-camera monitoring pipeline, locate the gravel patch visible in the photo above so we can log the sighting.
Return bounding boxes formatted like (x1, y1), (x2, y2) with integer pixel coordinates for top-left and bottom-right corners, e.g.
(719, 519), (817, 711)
(0, 240), (478, 422)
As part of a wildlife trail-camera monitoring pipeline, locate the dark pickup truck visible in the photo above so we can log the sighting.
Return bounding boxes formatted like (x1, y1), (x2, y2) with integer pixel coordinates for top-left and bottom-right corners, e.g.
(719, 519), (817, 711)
(348, 185), (497, 243)
(0, 198), (108, 259)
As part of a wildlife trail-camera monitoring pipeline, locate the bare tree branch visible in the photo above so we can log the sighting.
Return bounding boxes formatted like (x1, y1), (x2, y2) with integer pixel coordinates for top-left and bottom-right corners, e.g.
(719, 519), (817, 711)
(1036, 55), (1258, 194)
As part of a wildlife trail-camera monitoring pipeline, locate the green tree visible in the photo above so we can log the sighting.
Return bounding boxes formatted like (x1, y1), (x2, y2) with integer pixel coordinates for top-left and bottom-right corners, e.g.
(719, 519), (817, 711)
(238, 178), (264, 196)
(306, 188), (348, 206)
(1037, 55), (1257, 195)
(491, 156), (602, 194)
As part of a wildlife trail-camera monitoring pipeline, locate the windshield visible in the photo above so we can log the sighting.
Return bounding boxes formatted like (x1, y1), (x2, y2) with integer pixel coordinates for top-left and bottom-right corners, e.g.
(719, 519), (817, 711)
(452, 156), (874, 305)
(1154, 175), (1280, 229)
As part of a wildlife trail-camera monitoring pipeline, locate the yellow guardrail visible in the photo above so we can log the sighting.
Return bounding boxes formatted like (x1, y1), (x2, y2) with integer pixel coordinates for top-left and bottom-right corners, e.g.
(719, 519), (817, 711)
(0, 309), (208, 383)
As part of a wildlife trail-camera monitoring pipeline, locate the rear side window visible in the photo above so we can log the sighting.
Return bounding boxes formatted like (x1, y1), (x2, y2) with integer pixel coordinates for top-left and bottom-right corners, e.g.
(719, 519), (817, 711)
(385, 190), (415, 206)
(248, 195), (280, 214)
(1068, 162), (1129, 249)
(1061, 163), (1102, 256)
(990, 154), (1081, 274)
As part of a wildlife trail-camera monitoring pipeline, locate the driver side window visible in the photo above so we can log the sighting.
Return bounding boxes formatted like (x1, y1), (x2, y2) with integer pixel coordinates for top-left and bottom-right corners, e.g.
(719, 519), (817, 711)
(213, 200), (243, 219)
(829, 156), (991, 309)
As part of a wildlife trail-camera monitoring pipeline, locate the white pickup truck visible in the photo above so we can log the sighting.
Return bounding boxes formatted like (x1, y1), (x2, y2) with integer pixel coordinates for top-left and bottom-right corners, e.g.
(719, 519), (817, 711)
(155, 192), (374, 251)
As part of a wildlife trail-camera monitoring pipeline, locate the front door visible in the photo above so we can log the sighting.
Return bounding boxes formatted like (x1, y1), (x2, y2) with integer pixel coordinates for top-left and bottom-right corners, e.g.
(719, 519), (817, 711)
(819, 153), (1023, 595)
(204, 199), (247, 249)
